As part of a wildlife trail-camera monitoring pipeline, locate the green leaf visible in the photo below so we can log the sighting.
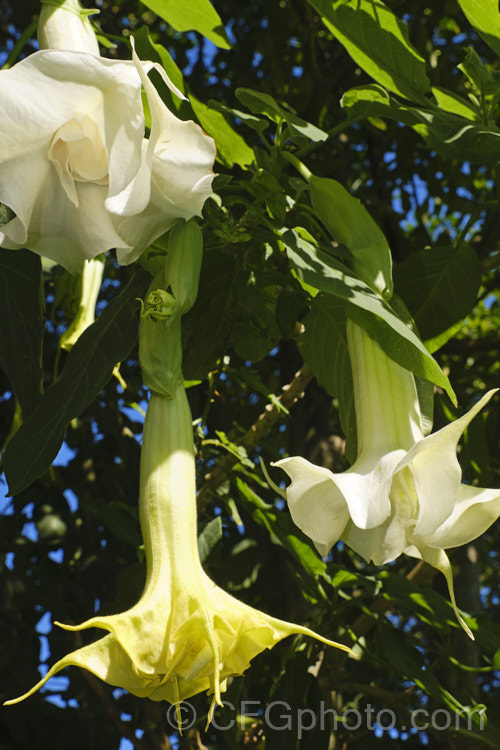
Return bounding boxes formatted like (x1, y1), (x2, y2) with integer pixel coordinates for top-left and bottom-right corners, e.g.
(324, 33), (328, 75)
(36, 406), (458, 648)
(341, 83), (421, 125)
(3, 271), (150, 495)
(275, 289), (304, 338)
(309, 175), (393, 299)
(283, 228), (455, 402)
(458, 47), (500, 101)
(82, 497), (141, 548)
(236, 478), (327, 580)
(198, 516), (223, 563)
(457, 0), (500, 59)
(140, 0), (231, 49)
(208, 100), (270, 137)
(432, 86), (478, 120)
(190, 94), (255, 168)
(182, 252), (236, 379)
(267, 650), (331, 750)
(0, 250), (44, 418)
(342, 85), (500, 163)
(393, 242), (482, 342)
(236, 88), (328, 144)
(408, 110), (500, 163)
(308, 0), (431, 101)
(299, 295), (357, 460)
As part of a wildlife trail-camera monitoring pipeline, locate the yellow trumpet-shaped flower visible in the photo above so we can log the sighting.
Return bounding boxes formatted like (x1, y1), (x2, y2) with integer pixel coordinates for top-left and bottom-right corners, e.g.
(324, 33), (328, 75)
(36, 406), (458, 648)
(5, 386), (348, 716)
(274, 320), (500, 638)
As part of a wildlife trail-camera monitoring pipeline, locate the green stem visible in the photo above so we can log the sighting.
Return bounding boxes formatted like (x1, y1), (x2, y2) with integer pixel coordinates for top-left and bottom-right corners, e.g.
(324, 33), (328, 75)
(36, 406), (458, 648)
(280, 150), (312, 181)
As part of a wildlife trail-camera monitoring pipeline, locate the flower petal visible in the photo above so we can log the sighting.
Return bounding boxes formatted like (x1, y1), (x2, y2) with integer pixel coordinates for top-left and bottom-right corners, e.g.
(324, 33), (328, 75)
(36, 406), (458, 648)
(342, 508), (408, 566)
(337, 450), (403, 530)
(22, 172), (130, 273)
(398, 389), (498, 538)
(272, 456), (351, 556)
(0, 151), (50, 247)
(425, 482), (500, 550)
(106, 42), (215, 236)
(3, 634), (147, 706)
(411, 546), (474, 639)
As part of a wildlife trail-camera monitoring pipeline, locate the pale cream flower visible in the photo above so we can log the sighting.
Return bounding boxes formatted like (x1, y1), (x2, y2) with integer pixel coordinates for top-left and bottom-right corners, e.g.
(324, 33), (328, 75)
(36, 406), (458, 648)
(274, 320), (500, 637)
(0, 2), (215, 272)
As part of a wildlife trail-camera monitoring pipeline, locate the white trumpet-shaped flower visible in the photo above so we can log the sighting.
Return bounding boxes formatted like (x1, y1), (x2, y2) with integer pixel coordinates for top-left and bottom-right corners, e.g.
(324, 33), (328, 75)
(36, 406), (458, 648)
(0, 0), (215, 273)
(274, 320), (500, 637)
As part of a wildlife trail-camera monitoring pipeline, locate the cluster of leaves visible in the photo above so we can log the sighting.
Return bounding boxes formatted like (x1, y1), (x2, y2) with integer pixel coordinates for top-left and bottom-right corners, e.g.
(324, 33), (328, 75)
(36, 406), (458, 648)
(1, 1), (500, 749)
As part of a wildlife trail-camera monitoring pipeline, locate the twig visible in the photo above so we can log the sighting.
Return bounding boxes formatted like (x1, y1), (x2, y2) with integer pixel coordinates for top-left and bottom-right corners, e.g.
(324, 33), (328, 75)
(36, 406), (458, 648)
(197, 364), (315, 509)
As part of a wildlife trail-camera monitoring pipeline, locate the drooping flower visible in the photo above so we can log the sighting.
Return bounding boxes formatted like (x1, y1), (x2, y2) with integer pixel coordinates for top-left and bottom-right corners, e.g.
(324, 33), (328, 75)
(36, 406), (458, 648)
(5, 386), (349, 717)
(274, 320), (500, 637)
(0, 0), (215, 273)
(58, 257), (104, 351)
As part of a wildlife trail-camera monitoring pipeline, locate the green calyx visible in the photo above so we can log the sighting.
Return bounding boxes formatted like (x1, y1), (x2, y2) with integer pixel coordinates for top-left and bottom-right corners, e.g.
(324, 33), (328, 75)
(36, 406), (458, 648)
(40, 0), (98, 19)
(139, 289), (176, 321)
(138, 219), (203, 397)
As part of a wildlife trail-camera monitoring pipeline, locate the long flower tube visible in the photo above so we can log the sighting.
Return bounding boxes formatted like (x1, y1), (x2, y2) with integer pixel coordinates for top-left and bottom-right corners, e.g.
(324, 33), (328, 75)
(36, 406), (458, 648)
(5, 386), (347, 718)
(58, 257), (105, 351)
(5, 221), (349, 717)
(274, 320), (500, 638)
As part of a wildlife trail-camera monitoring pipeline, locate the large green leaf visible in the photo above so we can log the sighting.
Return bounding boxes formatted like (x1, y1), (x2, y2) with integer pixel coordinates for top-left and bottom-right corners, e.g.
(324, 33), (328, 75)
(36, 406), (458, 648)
(341, 83), (419, 124)
(282, 228), (455, 402)
(140, 0), (231, 49)
(182, 251), (237, 379)
(309, 175), (393, 299)
(342, 84), (500, 163)
(0, 250), (44, 418)
(458, 47), (500, 101)
(308, 0), (431, 101)
(236, 88), (328, 144)
(457, 0), (500, 59)
(198, 517), (223, 563)
(393, 242), (482, 344)
(3, 271), (150, 495)
(299, 295), (356, 460)
(431, 86), (478, 120)
(266, 650), (331, 750)
(236, 478), (327, 581)
(190, 95), (255, 168)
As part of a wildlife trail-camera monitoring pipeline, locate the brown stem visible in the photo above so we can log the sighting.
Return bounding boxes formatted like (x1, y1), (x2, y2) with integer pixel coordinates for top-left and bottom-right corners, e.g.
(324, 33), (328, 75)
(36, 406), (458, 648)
(197, 364), (315, 510)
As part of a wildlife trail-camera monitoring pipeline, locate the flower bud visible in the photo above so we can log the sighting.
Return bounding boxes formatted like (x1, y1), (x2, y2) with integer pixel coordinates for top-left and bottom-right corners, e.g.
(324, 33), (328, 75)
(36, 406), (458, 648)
(38, 0), (100, 55)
